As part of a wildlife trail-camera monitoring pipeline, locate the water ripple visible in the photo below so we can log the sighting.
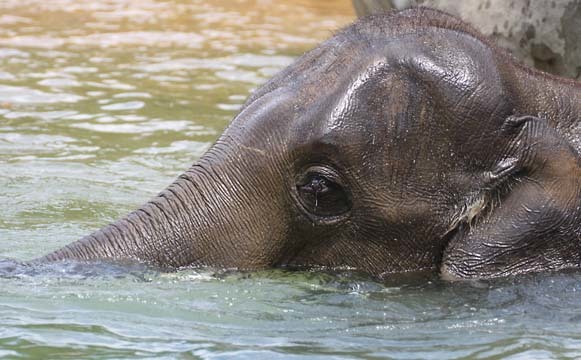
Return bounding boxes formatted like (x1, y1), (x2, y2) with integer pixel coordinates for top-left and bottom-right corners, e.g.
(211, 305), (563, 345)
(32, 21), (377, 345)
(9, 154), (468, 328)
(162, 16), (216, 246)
(0, 85), (84, 104)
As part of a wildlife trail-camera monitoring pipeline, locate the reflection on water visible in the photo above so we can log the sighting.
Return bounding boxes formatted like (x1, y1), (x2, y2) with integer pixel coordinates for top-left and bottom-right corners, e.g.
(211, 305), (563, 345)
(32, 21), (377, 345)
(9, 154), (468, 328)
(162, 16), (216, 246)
(1, 0), (581, 359)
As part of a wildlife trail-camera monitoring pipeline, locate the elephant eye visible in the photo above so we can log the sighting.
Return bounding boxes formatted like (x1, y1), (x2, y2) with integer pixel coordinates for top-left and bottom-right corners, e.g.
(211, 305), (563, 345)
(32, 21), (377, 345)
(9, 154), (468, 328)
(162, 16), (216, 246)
(295, 166), (351, 219)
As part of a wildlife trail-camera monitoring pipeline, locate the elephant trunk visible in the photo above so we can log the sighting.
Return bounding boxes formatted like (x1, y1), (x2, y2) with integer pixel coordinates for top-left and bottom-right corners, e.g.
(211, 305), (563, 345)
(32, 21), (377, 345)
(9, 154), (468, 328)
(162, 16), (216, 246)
(40, 153), (285, 269)
(41, 167), (211, 268)
(42, 89), (292, 270)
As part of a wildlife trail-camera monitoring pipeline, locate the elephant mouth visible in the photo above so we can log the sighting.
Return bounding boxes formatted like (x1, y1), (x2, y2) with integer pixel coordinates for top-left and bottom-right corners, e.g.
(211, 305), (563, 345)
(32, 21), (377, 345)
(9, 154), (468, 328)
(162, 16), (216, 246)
(439, 222), (472, 280)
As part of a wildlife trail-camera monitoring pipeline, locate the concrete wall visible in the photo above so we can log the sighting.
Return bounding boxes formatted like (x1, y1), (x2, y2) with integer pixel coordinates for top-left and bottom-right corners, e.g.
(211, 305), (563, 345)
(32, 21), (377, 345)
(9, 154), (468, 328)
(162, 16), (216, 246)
(352, 0), (581, 79)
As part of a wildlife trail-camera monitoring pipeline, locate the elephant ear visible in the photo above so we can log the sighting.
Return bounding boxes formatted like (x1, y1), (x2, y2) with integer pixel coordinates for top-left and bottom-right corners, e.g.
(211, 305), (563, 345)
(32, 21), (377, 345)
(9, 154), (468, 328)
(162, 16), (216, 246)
(441, 115), (581, 279)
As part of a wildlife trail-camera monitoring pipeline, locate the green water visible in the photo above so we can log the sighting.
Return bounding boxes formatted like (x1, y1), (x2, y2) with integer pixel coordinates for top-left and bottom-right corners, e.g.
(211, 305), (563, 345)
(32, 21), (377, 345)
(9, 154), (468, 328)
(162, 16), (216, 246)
(1, 0), (581, 358)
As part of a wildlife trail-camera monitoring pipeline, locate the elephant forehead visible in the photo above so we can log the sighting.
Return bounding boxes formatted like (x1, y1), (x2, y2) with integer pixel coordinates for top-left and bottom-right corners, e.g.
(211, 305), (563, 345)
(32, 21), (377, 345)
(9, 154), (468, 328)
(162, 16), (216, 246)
(235, 28), (507, 161)
(325, 59), (391, 132)
(297, 34), (496, 128)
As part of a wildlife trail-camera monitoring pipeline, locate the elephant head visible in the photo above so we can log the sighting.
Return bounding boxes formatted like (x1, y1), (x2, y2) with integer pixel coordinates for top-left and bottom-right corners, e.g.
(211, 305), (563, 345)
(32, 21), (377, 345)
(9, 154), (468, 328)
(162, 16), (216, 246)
(41, 8), (581, 279)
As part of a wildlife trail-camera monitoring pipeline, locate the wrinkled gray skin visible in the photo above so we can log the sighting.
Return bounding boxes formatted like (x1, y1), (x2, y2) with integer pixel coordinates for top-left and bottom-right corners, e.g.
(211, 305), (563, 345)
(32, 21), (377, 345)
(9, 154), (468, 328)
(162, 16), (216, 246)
(41, 8), (581, 280)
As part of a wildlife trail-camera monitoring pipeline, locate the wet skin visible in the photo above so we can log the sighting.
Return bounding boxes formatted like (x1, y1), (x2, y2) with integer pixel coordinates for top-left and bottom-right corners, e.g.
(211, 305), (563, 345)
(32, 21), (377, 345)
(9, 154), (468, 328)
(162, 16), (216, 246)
(40, 8), (581, 280)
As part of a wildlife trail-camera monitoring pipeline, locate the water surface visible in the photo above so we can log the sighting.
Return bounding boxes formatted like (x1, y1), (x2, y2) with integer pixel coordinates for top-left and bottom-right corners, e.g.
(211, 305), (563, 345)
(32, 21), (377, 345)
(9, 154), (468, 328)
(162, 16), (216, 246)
(1, 0), (581, 359)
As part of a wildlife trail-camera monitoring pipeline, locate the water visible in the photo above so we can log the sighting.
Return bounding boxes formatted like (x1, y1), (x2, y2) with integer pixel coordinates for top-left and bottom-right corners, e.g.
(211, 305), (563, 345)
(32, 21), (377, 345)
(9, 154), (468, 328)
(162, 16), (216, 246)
(1, 0), (580, 358)
(1, 264), (581, 359)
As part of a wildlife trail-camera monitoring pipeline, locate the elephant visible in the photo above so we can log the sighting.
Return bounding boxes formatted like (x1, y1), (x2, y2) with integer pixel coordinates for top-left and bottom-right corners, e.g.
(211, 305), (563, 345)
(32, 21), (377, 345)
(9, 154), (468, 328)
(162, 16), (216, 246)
(38, 7), (581, 280)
